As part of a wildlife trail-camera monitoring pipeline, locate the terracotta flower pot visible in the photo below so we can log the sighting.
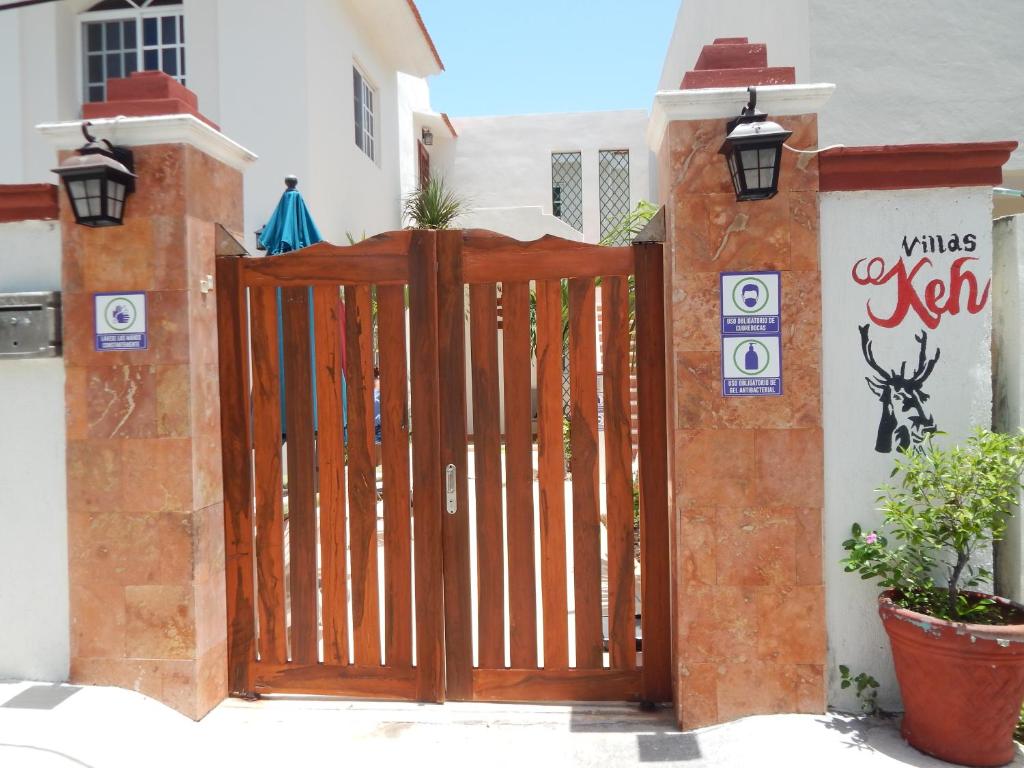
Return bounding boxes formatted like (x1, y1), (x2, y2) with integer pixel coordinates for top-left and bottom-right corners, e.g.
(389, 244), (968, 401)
(878, 590), (1024, 767)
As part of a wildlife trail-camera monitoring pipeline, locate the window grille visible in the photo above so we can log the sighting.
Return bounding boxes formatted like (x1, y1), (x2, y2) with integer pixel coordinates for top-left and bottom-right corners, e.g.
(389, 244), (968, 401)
(353, 67), (376, 162)
(81, 0), (185, 103)
(599, 150), (630, 244)
(551, 152), (583, 232)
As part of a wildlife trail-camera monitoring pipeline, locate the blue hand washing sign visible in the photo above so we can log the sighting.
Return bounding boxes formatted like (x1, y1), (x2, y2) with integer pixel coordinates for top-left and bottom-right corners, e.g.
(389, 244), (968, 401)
(720, 272), (781, 397)
(94, 292), (148, 351)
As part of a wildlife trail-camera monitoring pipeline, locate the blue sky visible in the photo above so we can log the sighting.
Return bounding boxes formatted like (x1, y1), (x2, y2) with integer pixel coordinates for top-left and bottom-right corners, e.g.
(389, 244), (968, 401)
(415, 0), (681, 117)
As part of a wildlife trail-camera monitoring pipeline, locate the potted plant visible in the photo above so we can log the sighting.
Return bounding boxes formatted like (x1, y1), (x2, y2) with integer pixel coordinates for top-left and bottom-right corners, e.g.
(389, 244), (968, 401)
(842, 428), (1024, 767)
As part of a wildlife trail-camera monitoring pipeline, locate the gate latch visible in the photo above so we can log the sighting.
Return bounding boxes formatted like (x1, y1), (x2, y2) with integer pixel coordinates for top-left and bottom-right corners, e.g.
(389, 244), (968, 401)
(445, 464), (457, 514)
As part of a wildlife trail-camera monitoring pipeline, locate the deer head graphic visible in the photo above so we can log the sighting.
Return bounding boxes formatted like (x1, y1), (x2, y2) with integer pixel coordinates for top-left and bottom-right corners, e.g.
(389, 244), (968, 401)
(859, 324), (940, 453)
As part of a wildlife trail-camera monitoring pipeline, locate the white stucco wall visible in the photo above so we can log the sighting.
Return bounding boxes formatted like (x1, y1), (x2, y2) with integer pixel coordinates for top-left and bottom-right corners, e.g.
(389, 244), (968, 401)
(445, 111), (650, 244)
(656, 1), (1024, 174)
(993, 214), (1024, 603)
(0, 219), (69, 682)
(821, 186), (994, 711)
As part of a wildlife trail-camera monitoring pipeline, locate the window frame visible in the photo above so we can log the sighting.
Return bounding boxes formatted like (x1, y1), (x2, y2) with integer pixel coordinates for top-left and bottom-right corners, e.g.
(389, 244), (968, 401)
(353, 63), (378, 164)
(77, 1), (186, 104)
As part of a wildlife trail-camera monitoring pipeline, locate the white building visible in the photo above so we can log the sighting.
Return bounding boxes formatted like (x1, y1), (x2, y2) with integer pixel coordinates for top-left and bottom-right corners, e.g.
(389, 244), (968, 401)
(657, 0), (1024, 218)
(0, 0), (446, 249)
(442, 110), (652, 244)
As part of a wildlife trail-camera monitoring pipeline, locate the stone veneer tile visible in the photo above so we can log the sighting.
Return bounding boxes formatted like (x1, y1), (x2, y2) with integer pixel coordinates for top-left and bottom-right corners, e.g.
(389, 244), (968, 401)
(184, 146), (244, 231)
(795, 664), (826, 713)
(795, 506), (824, 586)
(679, 586), (757, 664)
(789, 192), (820, 270)
(715, 508), (797, 586)
(120, 438), (194, 512)
(66, 439), (122, 514)
(671, 271), (719, 354)
(715, 662), (798, 722)
(69, 509), (193, 586)
(129, 145), (187, 219)
(69, 580), (125, 658)
(192, 502), (225, 585)
(194, 574), (227, 657)
(668, 120), (733, 196)
(195, 642), (228, 719)
(755, 429), (825, 508)
(65, 366), (89, 440)
(679, 507), (716, 586)
(676, 352), (821, 431)
(777, 115), (819, 193)
(705, 192), (792, 272)
(124, 584), (196, 659)
(679, 662), (719, 729)
(156, 364), (192, 437)
(675, 429), (760, 507)
(86, 365), (159, 439)
(754, 585), (827, 664)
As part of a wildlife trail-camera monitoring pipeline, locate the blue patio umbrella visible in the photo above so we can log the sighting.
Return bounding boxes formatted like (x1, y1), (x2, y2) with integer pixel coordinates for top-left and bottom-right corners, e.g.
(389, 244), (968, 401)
(257, 176), (333, 435)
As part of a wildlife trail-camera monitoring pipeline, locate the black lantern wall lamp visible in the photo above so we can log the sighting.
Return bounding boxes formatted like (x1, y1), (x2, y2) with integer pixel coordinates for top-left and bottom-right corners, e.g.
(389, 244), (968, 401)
(718, 86), (792, 202)
(51, 121), (136, 227)
(421, 127), (434, 146)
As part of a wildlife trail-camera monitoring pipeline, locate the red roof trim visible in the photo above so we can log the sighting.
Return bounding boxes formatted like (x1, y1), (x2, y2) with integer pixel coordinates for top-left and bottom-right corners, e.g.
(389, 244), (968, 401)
(441, 112), (457, 139)
(819, 141), (1019, 192)
(0, 183), (59, 223)
(405, 0), (444, 72)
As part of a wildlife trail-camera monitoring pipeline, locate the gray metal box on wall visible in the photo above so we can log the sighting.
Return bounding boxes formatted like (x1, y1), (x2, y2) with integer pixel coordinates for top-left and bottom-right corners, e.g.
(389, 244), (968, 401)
(0, 292), (61, 359)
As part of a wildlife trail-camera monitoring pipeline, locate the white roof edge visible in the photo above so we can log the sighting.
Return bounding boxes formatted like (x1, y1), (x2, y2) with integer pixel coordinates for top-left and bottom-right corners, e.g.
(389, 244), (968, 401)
(647, 83), (836, 151)
(36, 114), (258, 172)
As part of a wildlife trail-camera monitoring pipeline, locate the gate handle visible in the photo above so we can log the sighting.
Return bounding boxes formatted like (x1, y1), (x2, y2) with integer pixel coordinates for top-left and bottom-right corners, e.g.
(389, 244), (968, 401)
(445, 464), (457, 514)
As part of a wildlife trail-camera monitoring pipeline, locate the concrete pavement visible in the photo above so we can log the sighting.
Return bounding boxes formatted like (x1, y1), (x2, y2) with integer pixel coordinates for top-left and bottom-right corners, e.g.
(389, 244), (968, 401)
(2, 681), (1021, 767)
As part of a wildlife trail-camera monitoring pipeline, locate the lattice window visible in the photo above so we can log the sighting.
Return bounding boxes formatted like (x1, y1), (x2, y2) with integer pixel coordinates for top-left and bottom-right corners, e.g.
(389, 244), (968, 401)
(551, 152), (583, 233)
(599, 150), (630, 244)
(81, 0), (185, 103)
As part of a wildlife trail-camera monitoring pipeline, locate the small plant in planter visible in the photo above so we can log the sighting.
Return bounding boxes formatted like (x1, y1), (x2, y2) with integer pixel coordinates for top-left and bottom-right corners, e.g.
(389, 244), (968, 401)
(842, 428), (1024, 767)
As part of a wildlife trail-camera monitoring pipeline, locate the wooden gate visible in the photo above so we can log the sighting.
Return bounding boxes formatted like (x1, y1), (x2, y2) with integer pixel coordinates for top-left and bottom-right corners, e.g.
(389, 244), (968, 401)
(216, 227), (670, 704)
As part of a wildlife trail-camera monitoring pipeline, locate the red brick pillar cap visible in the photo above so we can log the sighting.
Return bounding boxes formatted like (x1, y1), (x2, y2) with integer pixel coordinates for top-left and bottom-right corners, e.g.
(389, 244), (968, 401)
(82, 71), (220, 131)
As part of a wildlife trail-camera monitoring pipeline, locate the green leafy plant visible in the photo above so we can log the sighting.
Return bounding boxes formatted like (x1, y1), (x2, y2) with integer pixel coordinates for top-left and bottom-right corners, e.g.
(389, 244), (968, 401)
(839, 665), (881, 715)
(842, 428), (1024, 623)
(402, 175), (468, 230)
(598, 200), (660, 246)
(1016, 703), (1024, 743)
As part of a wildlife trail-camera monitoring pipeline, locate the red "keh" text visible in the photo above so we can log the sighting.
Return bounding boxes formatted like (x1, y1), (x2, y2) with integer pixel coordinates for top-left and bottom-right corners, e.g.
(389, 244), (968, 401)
(851, 256), (990, 329)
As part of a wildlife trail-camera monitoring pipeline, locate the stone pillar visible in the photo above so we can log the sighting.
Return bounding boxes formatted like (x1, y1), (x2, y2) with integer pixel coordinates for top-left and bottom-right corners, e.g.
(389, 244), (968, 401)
(650, 39), (834, 729)
(39, 72), (255, 719)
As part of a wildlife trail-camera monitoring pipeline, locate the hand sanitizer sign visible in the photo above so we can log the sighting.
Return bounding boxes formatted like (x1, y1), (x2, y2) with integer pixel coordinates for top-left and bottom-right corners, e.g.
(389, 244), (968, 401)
(720, 272), (781, 396)
(94, 292), (148, 351)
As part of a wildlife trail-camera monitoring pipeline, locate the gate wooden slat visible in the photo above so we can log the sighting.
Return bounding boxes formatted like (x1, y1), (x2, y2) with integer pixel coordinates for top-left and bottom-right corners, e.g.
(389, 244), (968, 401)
(468, 282), (505, 670)
(436, 231), (474, 700)
(281, 286), (319, 664)
(500, 281), (538, 668)
(344, 284), (381, 667)
(252, 662), (416, 699)
(250, 286), (288, 665)
(216, 255), (255, 695)
(568, 277), (603, 670)
(601, 276), (636, 671)
(535, 279), (569, 671)
(377, 284), (413, 668)
(470, 668), (640, 702)
(635, 243), (672, 703)
(408, 230), (445, 702)
(312, 285), (348, 666)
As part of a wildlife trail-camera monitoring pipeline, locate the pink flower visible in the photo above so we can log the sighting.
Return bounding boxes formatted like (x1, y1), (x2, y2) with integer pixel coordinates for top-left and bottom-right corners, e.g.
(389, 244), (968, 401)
(864, 532), (879, 545)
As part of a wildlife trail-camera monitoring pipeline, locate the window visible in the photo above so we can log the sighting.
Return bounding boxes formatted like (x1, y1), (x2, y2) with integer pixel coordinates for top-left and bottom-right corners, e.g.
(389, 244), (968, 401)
(598, 150), (630, 244)
(353, 67), (376, 162)
(551, 152), (583, 232)
(80, 0), (185, 103)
